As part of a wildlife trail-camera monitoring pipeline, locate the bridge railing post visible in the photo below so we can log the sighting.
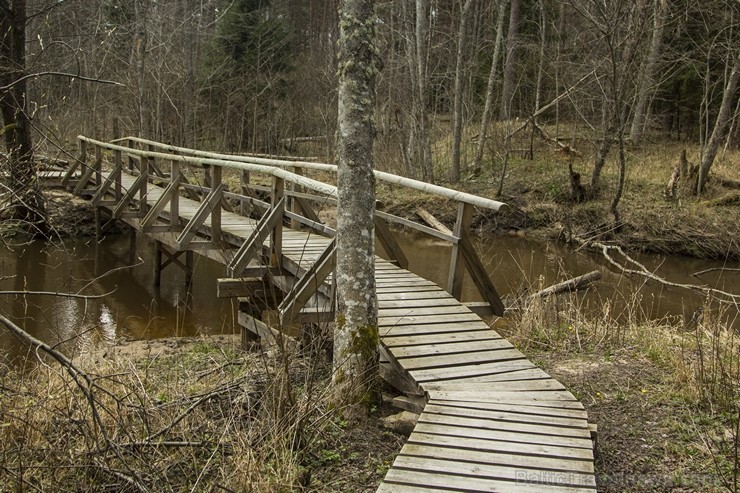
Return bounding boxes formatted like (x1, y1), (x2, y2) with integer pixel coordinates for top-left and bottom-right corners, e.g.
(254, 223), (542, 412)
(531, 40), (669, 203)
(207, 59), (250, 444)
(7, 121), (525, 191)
(113, 148), (122, 200)
(447, 202), (473, 300)
(289, 166), (302, 229)
(139, 152), (149, 217)
(126, 138), (136, 172)
(210, 165), (222, 242)
(170, 159), (180, 231)
(240, 170), (250, 216)
(271, 176), (284, 267)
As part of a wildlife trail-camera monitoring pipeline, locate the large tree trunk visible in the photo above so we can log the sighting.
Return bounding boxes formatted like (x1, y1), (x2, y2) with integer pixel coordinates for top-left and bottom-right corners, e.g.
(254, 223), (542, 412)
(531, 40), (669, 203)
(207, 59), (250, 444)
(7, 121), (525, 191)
(334, 0), (379, 414)
(450, 0), (477, 183)
(630, 0), (667, 143)
(697, 52), (740, 194)
(0, 0), (47, 233)
(471, 0), (508, 176)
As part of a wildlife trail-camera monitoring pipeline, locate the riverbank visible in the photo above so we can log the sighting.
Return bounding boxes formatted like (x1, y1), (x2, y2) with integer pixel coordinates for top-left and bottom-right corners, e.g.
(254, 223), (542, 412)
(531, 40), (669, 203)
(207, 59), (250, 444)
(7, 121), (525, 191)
(375, 139), (739, 260)
(3, 295), (737, 492)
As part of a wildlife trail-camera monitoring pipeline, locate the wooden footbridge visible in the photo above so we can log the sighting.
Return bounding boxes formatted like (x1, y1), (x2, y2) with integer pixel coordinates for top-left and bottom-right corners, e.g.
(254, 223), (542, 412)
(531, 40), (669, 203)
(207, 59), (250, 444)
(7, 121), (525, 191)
(61, 135), (597, 492)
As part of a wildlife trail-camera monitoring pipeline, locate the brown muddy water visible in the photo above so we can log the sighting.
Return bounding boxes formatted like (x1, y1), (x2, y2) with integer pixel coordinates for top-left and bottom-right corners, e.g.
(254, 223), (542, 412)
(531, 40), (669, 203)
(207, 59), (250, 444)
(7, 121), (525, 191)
(1, 230), (738, 367)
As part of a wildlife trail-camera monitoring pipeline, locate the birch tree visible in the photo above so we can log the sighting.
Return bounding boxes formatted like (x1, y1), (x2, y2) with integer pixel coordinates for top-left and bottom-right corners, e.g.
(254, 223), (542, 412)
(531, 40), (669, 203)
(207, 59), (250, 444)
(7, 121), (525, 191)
(333, 0), (379, 413)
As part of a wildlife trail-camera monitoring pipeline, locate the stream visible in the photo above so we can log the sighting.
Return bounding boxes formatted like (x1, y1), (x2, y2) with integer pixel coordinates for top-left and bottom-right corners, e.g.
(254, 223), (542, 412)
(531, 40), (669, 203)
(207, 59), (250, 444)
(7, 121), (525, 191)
(2, 230), (738, 367)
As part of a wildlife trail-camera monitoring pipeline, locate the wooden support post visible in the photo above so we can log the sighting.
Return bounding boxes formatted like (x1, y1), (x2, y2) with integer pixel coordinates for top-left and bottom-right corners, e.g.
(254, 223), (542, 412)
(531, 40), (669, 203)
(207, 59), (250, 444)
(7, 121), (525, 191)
(170, 160), (180, 232)
(240, 170), (250, 216)
(94, 144), (102, 187)
(447, 202), (473, 299)
(113, 149), (122, 200)
(94, 208), (102, 240)
(154, 241), (163, 287)
(290, 167), (302, 229)
(271, 176), (284, 267)
(210, 165), (222, 243)
(127, 138), (135, 172)
(139, 155), (149, 217)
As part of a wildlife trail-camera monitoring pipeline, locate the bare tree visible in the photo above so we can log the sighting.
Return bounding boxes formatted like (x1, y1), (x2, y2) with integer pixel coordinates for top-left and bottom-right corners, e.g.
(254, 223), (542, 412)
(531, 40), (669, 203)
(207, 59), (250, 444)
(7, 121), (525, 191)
(333, 0), (379, 413)
(630, 0), (668, 143)
(471, 0), (508, 176)
(1, 0), (47, 233)
(698, 51), (740, 193)
(450, 0), (477, 183)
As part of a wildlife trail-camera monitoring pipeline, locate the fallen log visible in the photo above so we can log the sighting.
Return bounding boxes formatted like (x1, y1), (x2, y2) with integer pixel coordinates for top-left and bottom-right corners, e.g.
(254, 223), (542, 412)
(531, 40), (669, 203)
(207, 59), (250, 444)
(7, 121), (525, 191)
(531, 270), (601, 298)
(415, 207), (453, 236)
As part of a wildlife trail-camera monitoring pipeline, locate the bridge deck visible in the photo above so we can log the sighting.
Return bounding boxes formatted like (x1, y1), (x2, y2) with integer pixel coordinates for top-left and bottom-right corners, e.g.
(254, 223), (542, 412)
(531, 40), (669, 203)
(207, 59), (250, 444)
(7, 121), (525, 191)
(94, 170), (597, 492)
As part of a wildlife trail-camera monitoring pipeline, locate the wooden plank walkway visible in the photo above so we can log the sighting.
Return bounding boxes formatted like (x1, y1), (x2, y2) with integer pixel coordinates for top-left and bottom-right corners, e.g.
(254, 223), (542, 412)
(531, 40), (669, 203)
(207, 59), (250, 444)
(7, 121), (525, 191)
(92, 170), (597, 493)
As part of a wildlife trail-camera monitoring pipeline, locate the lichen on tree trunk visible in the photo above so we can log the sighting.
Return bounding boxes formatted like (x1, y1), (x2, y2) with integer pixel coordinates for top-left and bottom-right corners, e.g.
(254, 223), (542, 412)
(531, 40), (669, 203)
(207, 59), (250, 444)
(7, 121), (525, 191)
(333, 0), (380, 415)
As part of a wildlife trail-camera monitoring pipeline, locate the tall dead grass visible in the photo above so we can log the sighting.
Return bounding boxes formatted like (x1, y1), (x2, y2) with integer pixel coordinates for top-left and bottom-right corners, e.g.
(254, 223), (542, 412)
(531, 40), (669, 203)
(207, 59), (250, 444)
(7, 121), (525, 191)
(0, 339), (336, 492)
(507, 284), (739, 491)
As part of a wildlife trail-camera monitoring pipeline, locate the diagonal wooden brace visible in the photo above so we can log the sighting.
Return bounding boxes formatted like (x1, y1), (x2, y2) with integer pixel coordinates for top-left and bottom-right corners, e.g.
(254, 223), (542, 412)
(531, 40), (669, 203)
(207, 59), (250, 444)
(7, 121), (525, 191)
(279, 238), (336, 325)
(141, 176), (181, 230)
(92, 161), (123, 206)
(228, 197), (285, 276)
(73, 153), (102, 195)
(175, 182), (225, 250)
(375, 215), (408, 269)
(458, 230), (505, 316)
(103, 172), (149, 229)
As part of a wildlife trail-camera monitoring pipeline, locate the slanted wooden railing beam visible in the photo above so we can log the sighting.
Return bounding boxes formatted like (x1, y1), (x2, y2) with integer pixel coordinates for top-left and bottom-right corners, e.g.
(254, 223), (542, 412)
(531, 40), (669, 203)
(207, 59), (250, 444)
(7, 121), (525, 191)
(279, 238), (336, 325)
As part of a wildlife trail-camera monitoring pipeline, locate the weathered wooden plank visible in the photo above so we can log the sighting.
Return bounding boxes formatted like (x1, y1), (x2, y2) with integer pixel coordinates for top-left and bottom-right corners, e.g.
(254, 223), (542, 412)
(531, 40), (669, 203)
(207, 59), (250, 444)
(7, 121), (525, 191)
(426, 390), (580, 405)
(428, 399), (589, 421)
(422, 379), (567, 393)
(395, 348), (526, 371)
(378, 305), (473, 318)
(377, 290), (453, 301)
(378, 312), (482, 327)
(391, 455), (596, 488)
(390, 339), (514, 359)
(379, 321), (492, 337)
(422, 367), (554, 385)
(381, 330), (502, 348)
(377, 297), (461, 309)
(416, 412), (591, 440)
(406, 431), (594, 461)
(376, 285), (445, 294)
(383, 468), (596, 493)
(409, 360), (539, 383)
(396, 443), (595, 474)
(422, 403), (588, 425)
(217, 278), (266, 298)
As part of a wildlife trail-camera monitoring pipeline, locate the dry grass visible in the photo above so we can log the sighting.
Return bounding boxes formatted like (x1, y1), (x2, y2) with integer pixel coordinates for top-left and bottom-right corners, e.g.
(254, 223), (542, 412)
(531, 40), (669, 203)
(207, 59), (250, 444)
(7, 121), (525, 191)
(0, 336), (399, 493)
(501, 283), (740, 492)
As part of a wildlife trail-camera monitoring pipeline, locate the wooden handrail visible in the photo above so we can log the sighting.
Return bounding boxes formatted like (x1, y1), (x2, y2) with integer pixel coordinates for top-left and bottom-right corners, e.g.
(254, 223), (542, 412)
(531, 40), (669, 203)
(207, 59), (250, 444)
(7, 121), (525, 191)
(77, 136), (338, 200)
(113, 136), (510, 213)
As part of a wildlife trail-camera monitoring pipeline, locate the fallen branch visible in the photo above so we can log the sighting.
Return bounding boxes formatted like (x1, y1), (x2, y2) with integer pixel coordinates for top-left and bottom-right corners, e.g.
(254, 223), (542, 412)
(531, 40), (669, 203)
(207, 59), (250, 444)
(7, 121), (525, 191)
(531, 270), (601, 298)
(0, 289), (113, 299)
(572, 238), (740, 305)
(415, 207), (453, 236)
(692, 267), (740, 277)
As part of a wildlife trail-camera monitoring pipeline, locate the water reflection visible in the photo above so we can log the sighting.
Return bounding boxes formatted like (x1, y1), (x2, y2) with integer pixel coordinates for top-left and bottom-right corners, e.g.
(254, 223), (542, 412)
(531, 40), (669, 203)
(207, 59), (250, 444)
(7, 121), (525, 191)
(2, 229), (738, 368)
(0, 234), (237, 367)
